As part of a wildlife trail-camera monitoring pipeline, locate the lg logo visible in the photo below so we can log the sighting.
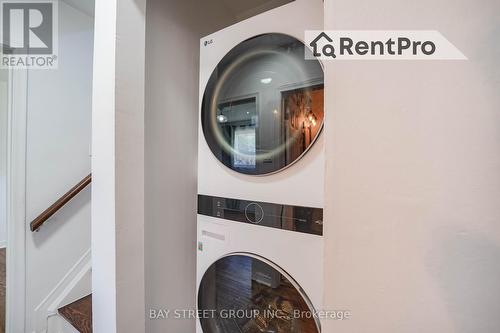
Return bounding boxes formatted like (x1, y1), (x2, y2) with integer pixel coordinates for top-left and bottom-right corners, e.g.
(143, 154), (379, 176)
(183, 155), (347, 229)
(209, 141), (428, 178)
(204, 39), (213, 47)
(2, 1), (54, 54)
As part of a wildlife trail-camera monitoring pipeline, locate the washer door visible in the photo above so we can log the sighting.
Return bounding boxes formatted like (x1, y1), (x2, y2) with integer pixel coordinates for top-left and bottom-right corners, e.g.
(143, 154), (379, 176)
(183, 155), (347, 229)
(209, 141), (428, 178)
(198, 254), (320, 333)
(202, 33), (324, 175)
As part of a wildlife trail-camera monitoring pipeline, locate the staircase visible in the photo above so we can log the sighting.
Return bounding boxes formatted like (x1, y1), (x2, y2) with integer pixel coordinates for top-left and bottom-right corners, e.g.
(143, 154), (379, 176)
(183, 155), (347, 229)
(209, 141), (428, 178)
(29, 176), (93, 333)
(58, 295), (92, 333)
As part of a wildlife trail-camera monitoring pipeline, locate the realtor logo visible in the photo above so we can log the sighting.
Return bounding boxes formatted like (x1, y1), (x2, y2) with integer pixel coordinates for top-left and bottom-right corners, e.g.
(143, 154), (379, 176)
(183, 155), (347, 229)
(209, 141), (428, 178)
(309, 32), (335, 58)
(1, 0), (58, 69)
(305, 30), (467, 61)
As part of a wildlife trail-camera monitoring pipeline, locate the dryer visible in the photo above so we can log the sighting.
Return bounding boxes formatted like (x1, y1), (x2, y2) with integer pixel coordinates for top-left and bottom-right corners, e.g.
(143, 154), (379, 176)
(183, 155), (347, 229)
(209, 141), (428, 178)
(197, 1), (325, 332)
(198, 0), (325, 208)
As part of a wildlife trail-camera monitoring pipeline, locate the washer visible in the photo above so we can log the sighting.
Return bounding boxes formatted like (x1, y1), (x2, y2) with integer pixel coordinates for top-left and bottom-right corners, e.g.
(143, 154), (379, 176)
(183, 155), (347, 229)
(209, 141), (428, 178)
(197, 196), (324, 333)
(197, 1), (325, 332)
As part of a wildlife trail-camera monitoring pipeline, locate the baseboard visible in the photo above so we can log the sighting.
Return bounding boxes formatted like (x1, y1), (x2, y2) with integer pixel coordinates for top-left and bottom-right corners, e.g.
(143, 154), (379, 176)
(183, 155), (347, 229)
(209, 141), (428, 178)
(33, 248), (91, 333)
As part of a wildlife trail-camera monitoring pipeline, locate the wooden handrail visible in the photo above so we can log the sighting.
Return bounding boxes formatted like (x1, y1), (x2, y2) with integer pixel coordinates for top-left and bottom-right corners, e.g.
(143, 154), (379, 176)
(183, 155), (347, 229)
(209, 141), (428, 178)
(30, 174), (92, 232)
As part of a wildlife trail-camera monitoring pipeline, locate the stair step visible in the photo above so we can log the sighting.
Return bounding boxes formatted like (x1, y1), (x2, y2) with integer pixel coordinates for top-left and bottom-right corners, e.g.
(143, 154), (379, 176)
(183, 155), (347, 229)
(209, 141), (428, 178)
(58, 294), (92, 333)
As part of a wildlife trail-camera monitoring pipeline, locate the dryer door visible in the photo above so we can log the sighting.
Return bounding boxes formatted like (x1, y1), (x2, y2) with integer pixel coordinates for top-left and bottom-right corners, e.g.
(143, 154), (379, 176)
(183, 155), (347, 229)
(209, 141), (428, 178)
(201, 33), (324, 175)
(198, 254), (321, 333)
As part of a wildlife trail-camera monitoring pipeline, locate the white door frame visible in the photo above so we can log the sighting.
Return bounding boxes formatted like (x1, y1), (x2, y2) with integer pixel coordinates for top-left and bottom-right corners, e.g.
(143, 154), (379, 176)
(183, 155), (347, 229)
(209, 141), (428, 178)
(6, 68), (28, 333)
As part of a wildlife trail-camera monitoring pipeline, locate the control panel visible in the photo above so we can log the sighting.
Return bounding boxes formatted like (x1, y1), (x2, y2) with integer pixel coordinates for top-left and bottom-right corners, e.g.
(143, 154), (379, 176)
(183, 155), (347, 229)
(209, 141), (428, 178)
(198, 195), (323, 236)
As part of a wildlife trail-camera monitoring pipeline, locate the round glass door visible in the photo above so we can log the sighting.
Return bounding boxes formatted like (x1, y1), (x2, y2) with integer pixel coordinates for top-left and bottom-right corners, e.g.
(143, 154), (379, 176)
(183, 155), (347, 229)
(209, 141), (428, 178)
(198, 255), (320, 333)
(201, 33), (324, 175)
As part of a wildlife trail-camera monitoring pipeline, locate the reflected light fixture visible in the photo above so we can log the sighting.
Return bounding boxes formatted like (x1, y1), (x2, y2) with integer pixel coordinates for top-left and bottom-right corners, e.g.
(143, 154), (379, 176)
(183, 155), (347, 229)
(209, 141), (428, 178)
(305, 111), (318, 127)
(217, 114), (228, 123)
(260, 77), (273, 84)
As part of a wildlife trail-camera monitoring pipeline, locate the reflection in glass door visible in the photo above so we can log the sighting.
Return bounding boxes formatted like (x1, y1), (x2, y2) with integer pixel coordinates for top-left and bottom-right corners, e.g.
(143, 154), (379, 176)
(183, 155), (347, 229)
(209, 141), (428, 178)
(198, 255), (321, 333)
(217, 96), (258, 170)
(233, 127), (256, 169)
(201, 33), (325, 175)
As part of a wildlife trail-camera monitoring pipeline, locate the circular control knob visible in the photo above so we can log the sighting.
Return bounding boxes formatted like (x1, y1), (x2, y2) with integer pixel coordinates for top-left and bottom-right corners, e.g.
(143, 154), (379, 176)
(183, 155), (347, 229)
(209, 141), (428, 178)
(244, 203), (264, 224)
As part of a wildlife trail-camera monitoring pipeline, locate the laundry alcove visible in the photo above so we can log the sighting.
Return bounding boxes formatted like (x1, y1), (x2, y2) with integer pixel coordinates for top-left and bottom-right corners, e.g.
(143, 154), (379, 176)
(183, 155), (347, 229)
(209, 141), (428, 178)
(144, 1), (294, 332)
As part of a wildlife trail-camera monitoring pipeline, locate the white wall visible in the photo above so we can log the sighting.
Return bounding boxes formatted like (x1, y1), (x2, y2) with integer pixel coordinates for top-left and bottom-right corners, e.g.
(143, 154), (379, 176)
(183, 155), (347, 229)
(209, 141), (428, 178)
(0, 70), (8, 248)
(144, 1), (236, 332)
(114, 0), (146, 331)
(92, 0), (146, 331)
(25, 2), (93, 331)
(323, 0), (500, 332)
(91, 0), (117, 331)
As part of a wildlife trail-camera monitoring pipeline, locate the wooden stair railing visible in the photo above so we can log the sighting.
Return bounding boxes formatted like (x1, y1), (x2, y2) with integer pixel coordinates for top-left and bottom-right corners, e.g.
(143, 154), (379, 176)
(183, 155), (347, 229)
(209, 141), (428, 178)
(30, 174), (92, 232)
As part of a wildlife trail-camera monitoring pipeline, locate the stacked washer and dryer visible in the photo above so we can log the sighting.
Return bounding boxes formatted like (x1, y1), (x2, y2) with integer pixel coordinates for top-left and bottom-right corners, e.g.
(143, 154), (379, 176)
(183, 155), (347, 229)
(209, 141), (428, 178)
(197, 1), (325, 332)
